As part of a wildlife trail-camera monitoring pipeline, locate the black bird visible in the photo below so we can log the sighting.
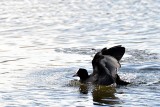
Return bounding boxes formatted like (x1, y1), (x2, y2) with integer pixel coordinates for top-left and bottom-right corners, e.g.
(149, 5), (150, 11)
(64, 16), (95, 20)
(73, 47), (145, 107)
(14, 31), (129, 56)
(73, 45), (130, 86)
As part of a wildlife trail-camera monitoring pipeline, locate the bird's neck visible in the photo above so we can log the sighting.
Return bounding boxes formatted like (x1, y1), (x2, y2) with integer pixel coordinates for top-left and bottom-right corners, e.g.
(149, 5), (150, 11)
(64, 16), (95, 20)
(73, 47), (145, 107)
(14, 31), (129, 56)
(80, 75), (89, 81)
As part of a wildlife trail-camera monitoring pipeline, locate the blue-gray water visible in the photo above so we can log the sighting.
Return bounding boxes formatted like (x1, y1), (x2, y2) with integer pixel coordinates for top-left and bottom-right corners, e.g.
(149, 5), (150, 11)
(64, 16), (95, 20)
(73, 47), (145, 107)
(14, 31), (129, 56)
(0, 0), (160, 107)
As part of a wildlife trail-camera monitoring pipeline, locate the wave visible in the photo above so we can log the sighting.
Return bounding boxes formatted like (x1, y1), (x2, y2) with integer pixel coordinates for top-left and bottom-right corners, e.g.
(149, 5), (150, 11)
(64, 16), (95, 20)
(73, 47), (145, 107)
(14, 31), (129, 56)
(54, 47), (159, 63)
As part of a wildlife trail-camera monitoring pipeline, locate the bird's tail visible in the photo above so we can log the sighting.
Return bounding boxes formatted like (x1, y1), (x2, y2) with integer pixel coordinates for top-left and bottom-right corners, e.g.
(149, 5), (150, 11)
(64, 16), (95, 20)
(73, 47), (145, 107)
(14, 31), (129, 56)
(116, 74), (130, 85)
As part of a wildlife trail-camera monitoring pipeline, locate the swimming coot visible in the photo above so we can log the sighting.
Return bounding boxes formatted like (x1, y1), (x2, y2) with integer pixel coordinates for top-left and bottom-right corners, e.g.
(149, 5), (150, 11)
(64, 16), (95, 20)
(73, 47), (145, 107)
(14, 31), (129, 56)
(74, 45), (130, 86)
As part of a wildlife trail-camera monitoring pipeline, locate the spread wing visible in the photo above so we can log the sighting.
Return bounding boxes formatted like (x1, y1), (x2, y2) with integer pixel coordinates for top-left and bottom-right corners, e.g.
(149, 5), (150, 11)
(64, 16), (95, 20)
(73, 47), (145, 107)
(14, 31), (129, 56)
(102, 56), (120, 78)
(91, 45), (126, 85)
(101, 45), (125, 61)
(92, 45), (125, 75)
(95, 55), (120, 85)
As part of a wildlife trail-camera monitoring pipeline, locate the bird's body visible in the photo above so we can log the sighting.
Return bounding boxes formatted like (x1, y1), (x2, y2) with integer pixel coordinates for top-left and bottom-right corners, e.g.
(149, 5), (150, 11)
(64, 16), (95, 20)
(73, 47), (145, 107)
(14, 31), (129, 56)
(74, 45), (130, 86)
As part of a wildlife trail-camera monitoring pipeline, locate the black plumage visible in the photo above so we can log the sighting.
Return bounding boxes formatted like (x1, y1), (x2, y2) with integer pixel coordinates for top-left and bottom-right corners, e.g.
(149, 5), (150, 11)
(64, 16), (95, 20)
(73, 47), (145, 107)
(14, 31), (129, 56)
(74, 45), (130, 86)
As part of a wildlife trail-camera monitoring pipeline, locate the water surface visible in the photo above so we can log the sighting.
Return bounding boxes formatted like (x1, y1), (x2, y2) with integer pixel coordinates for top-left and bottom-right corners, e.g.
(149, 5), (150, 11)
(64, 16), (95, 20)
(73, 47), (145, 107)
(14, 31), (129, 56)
(0, 0), (160, 106)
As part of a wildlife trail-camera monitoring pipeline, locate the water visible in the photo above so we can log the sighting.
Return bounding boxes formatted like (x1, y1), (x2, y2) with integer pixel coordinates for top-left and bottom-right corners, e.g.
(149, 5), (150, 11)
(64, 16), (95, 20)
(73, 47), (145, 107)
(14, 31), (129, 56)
(0, 0), (160, 106)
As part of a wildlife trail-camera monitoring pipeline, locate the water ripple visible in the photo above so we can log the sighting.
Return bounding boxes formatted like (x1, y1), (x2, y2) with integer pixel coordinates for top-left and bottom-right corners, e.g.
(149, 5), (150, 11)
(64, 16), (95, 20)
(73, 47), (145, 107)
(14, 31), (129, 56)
(0, 0), (160, 106)
(0, 58), (26, 63)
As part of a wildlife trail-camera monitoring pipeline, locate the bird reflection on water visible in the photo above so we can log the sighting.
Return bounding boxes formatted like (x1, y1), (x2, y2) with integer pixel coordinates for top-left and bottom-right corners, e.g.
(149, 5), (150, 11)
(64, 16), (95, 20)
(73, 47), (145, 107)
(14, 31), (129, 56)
(79, 84), (121, 106)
